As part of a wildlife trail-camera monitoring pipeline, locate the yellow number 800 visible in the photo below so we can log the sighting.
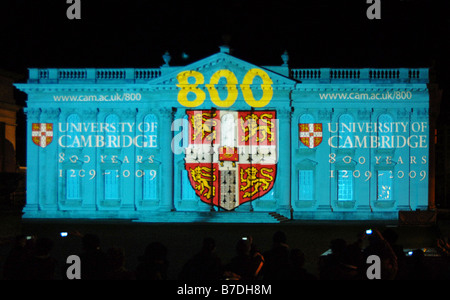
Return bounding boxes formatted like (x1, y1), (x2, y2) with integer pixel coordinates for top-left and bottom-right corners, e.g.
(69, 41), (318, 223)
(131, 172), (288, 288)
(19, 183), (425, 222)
(176, 68), (273, 108)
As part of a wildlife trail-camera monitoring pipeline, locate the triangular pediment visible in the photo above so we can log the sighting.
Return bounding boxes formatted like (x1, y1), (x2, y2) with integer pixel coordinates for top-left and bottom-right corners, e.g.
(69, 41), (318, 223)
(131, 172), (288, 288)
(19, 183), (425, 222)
(148, 52), (297, 88)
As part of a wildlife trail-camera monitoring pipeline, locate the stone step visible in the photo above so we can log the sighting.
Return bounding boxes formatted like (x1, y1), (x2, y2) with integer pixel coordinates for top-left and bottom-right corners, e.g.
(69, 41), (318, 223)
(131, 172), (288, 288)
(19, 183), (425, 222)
(133, 211), (282, 223)
(268, 212), (291, 222)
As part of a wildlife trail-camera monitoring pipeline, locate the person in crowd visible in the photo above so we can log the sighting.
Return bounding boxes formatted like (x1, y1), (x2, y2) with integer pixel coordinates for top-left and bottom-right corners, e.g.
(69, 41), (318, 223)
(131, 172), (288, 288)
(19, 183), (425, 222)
(262, 231), (291, 280)
(224, 238), (264, 280)
(135, 241), (169, 280)
(21, 237), (58, 280)
(362, 228), (398, 280)
(319, 238), (348, 280)
(3, 235), (34, 280)
(105, 247), (135, 280)
(289, 248), (317, 280)
(179, 237), (223, 280)
(79, 233), (108, 280)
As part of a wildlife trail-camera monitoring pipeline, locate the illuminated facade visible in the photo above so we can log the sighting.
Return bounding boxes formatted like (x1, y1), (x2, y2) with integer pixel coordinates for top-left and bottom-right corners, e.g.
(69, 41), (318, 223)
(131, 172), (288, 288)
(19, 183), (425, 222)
(15, 49), (432, 222)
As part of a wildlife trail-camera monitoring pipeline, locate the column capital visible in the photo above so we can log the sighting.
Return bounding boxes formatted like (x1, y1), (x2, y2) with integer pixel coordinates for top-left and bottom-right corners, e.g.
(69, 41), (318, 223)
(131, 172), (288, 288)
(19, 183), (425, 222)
(158, 107), (174, 120)
(277, 107), (292, 120)
(41, 108), (61, 119)
(24, 107), (41, 119)
(122, 108), (137, 119)
(81, 108), (99, 119)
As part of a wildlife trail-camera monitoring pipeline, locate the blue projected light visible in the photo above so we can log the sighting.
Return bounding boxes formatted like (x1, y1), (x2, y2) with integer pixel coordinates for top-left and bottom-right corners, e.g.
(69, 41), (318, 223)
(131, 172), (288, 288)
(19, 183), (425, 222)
(14, 51), (430, 222)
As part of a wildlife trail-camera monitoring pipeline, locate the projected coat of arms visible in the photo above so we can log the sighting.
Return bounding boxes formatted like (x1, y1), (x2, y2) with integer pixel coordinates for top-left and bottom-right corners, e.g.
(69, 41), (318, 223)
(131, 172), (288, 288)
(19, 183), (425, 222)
(31, 123), (53, 148)
(299, 123), (323, 148)
(185, 110), (277, 210)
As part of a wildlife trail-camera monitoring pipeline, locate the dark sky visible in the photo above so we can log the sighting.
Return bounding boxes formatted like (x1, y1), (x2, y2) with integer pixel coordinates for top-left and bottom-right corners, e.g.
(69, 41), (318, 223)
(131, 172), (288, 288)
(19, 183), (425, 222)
(0, 0), (448, 73)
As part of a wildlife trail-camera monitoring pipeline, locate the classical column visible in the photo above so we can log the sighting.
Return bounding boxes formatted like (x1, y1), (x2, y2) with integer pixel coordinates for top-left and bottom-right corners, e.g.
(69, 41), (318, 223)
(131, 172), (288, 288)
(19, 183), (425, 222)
(172, 107), (187, 212)
(39, 108), (60, 211)
(158, 107), (175, 211)
(276, 107), (292, 216)
(411, 107), (429, 210)
(120, 108), (137, 211)
(80, 108), (98, 211)
(395, 108), (412, 211)
(356, 109), (372, 212)
(23, 107), (41, 213)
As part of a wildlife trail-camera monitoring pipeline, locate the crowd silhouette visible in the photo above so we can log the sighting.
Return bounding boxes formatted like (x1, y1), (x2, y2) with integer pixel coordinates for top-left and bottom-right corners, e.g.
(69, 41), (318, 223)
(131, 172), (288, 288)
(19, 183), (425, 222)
(2, 228), (450, 280)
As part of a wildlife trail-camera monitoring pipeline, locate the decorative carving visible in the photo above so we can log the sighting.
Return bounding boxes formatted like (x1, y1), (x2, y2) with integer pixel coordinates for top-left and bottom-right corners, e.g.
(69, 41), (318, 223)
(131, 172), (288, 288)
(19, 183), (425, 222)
(81, 108), (98, 119)
(318, 109), (331, 120)
(122, 108), (137, 119)
(357, 109), (370, 120)
(24, 107), (41, 119)
(41, 108), (61, 119)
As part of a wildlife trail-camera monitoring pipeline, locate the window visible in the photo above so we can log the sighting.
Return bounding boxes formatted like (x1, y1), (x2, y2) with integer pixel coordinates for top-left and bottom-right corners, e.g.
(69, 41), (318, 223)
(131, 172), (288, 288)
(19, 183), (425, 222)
(105, 114), (120, 148)
(182, 170), (196, 200)
(143, 170), (158, 200)
(377, 170), (393, 200)
(66, 169), (80, 199)
(144, 114), (158, 148)
(337, 170), (353, 201)
(298, 170), (314, 200)
(378, 114), (393, 149)
(299, 114), (314, 148)
(104, 169), (119, 200)
(67, 114), (81, 148)
(339, 114), (354, 148)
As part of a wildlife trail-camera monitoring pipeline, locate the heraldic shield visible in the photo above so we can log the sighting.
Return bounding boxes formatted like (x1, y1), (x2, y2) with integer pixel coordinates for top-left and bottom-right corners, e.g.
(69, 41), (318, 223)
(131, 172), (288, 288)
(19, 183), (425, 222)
(184, 110), (277, 210)
(299, 123), (323, 148)
(31, 123), (53, 148)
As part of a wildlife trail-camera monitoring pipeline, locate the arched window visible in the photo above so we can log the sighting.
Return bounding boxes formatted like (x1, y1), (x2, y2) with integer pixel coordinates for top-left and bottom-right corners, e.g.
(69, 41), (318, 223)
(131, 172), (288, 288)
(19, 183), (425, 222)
(298, 114), (314, 148)
(67, 114), (81, 148)
(66, 114), (81, 199)
(338, 114), (354, 148)
(105, 114), (120, 148)
(378, 114), (393, 149)
(143, 114), (158, 148)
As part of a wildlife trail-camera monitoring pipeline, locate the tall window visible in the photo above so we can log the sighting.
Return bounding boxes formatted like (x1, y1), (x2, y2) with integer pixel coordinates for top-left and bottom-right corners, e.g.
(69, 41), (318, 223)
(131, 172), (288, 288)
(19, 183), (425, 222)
(298, 170), (314, 200)
(182, 170), (196, 200)
(66, 114), (81, 199)
(105, 114), (120, 148)
(339, 114), (354, 148)
(337, 170), (353, 201)
(144, 114), (158, 148)
(66, 169), (80, 199)
(104, 169), (119, 200)
(299, 114), (314, 148)
(377, 170), (393, 200)
(143, 170), (158, 200)
(378, 114), (393, 149)
(67, 114), (81, 148)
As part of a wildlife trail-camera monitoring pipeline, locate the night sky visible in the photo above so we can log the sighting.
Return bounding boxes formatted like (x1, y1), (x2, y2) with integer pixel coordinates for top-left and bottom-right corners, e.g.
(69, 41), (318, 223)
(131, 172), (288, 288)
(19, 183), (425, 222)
(0, 0), (448, 71)
(0, 0), (449, 165)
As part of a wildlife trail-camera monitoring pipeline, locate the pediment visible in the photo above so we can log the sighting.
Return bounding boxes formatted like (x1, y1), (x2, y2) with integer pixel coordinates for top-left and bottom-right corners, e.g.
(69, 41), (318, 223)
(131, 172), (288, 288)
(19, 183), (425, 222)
(148, 52), (297, 88)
